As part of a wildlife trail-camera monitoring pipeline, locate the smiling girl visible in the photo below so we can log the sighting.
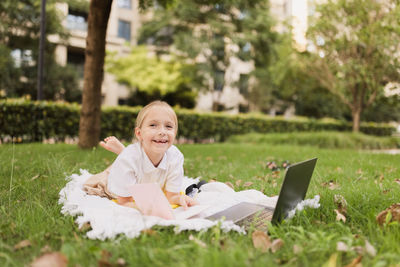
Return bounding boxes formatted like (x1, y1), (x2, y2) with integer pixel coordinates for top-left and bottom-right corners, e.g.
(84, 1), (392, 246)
(99, 101), (197, 210)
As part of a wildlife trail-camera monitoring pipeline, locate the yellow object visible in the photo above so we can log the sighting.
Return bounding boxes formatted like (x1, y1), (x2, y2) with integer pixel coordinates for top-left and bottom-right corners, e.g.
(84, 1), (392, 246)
(180, 191), (185, 195)
(111, 199), (135, 204)
(112, 199), (180, 209)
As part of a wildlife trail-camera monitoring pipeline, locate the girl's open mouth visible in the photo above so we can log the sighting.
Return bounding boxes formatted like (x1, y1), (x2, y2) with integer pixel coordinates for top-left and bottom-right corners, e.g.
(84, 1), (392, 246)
(153, 140), (168, 144)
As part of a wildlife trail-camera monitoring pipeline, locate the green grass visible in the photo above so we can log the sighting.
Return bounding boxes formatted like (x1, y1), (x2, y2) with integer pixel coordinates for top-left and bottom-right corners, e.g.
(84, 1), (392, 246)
(227, 131), (400, 150)
(1, 141), (400, 266)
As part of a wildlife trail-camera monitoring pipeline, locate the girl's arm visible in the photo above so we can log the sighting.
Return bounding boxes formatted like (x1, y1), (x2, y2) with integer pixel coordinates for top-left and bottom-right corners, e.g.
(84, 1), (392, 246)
(165, 191), (198, 210)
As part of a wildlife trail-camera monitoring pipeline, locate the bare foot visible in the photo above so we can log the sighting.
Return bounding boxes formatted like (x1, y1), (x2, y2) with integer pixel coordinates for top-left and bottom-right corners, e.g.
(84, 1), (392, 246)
(99, 136), (125, 155)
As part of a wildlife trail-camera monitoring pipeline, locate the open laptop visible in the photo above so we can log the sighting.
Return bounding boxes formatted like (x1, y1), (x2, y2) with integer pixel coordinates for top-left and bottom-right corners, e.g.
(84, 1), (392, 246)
(205, 158), (318, 230)
(129, 183), (209, 220)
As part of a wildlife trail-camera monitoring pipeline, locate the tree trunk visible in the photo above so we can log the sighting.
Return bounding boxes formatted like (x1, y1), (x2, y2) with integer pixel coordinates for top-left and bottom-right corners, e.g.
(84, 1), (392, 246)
(351, 107), (361, 132)
(78, 0), (113, 149)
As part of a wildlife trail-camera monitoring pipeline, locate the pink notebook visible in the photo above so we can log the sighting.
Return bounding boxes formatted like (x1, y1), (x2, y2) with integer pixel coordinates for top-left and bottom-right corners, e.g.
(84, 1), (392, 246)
(129, 183), (175, 220)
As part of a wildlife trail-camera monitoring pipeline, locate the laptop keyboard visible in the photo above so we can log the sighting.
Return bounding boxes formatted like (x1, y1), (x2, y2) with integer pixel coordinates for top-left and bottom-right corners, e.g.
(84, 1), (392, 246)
(237, 209), (273, 231)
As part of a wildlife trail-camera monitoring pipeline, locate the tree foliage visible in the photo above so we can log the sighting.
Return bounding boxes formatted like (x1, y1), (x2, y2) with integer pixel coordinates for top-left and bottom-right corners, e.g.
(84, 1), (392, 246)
(139, 0), (278, 109)
(106, 46), (193, 95)
(305, 0), (400, 131)
(0, 0), (80, 102)
(106, 46), (197, 107)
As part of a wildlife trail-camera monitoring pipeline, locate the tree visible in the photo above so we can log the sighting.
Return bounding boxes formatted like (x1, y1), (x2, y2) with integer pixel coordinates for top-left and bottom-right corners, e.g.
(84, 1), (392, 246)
(138, 0), (278, 111)
(106, 46), (197, 107)
(306, 0), (400, 131)
(0, 0), (79, 101)
(78, 0), (113, 148)
(107, 46), (192, 95)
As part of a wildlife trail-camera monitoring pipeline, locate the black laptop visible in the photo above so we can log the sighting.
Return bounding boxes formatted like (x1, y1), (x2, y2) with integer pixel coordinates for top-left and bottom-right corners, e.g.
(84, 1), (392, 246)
(205, 158), (318, 230)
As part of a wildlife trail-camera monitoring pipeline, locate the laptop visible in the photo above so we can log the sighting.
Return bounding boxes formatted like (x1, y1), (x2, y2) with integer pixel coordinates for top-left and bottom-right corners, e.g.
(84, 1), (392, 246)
(129, 183), (209, 220)
(205, 158), (318, 230)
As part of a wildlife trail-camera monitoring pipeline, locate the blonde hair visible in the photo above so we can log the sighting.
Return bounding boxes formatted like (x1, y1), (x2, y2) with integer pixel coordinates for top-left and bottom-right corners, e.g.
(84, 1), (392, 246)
(135, 100), (178, 133)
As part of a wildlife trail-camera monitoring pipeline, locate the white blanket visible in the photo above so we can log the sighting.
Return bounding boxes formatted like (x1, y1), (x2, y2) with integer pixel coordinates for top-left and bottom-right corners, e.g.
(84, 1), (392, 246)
(58, 169), (320, 240)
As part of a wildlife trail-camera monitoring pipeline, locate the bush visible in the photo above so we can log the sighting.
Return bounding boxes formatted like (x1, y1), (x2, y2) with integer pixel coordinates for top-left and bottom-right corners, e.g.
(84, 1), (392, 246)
(227, 132), (400, 149)
(0, 99), (396, 143)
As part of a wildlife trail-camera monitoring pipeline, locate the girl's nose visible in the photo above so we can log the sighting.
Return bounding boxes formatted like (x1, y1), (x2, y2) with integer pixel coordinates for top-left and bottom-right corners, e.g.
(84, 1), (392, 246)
(159, 127), (167, 135)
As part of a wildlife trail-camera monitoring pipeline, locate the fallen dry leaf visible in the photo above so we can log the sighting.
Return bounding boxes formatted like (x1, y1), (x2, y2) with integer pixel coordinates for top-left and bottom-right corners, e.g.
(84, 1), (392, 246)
(235, 180), (242, 187)
(209, 179), (217, 183)
(141, 229), (157, 236)
(243, 182), (253, 187)
(271, 171), (280, 178)
(189, 234), (207, 248)
(382, 189), (390, 194)
(376, 203), (400, 226)
(98, 250), (112, 267)
(364, 240), (376, 257)
(252, 230), (271, 253)
(334, 195), (348, 215)
(225, 182), (234, 189)
(356, 169), (363, 174)
(321, 180), (340, 190)
(30, 174), (40, 181)
(334, 209), (346, 223)
(14, 239), (31, 250)
(344, 255), (362, 267)
(31, 252), (67, 267)
(336, 241), (350, 252)
(395, 179), (400, 186)
(116, 258), (127, 266)
(271, 238), (284, 253)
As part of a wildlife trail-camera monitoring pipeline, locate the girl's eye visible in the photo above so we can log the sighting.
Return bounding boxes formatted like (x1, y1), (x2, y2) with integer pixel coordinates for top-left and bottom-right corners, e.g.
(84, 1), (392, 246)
(166, 125), (173, 129)
(150, 124), (156, 127)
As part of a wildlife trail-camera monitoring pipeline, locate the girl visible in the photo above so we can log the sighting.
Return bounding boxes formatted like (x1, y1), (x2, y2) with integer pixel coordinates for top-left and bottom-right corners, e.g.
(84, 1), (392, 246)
(93, 101), (197, 210)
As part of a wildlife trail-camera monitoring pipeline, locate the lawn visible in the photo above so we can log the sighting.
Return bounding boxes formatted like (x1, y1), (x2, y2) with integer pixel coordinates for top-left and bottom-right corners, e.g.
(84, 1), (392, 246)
(1, 140), (399, 266)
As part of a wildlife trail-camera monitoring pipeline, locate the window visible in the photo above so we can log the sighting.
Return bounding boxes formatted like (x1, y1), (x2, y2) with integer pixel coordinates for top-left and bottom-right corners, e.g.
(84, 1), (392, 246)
(66, 10), (88, 31)
(67, 49), (85, 79)
(118, 98), (128, 105)
(214, 71), (225, 91)
(117, 0), (131, 9)
(118, 19), (131, 41)
(11, 49), (34, 67)
(238, 42), (251, 61)
(239, 74), (249, 95)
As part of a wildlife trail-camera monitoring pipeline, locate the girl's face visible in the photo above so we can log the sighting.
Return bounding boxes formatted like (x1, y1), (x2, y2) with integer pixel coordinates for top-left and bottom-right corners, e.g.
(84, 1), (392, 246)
(135, 106), (177, 160)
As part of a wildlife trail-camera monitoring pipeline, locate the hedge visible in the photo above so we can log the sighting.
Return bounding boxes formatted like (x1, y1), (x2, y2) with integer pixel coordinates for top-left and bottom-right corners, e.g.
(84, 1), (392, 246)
(0, 99), (395, 143)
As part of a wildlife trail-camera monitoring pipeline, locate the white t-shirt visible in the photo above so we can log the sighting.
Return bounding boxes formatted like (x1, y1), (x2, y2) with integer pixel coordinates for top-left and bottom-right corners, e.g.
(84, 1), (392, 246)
(107, 142), (184, 197)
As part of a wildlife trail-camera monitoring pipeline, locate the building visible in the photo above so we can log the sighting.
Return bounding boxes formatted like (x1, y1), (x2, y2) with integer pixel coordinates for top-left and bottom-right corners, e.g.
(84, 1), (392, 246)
(196, 0), (311, 113)
(51, 0), (142, 106)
